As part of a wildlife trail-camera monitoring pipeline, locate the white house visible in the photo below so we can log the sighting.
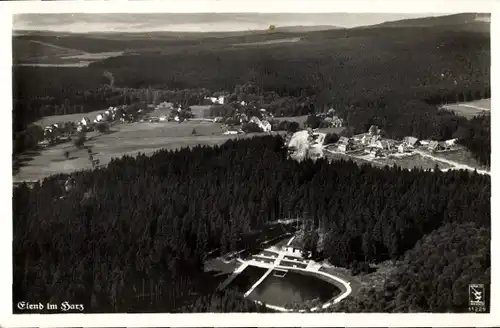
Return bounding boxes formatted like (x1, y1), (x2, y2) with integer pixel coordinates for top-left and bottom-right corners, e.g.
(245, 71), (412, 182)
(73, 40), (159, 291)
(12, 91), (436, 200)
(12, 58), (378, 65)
(261, 120), (272, 133)
(403, 136), (419, 148)
(445, 138), (458, 147)
(283, 245), (302, 256)
(80, 117), (90, 126)
(208, 96), (225, 105)
(224, 130), (239, 135)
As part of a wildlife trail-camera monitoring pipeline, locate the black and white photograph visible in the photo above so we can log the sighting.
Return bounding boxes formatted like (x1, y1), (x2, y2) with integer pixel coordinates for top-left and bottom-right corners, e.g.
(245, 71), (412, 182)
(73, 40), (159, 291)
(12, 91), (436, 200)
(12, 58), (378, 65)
(3, 0), (496, 326)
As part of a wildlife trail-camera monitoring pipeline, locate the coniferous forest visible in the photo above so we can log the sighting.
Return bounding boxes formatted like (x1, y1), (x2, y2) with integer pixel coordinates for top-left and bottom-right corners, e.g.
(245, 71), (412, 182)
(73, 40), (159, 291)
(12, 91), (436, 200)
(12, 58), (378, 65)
(13, 23), (491, 165)
(13, 136), (490, 313)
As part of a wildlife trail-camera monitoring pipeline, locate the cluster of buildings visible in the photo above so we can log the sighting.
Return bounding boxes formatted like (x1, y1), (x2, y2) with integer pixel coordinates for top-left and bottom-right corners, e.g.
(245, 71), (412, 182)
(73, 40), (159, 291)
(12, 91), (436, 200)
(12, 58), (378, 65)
(333, 125), (459, 158)
(205, 95), (226, 105)
(39, 105), (136, 147)
(248, 115), (272, 133)
(318, 109), (344, 128)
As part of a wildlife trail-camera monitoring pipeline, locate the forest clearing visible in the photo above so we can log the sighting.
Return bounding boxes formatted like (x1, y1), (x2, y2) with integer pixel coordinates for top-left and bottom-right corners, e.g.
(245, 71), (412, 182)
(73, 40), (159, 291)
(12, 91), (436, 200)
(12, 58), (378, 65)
(14, 120), (272, 182)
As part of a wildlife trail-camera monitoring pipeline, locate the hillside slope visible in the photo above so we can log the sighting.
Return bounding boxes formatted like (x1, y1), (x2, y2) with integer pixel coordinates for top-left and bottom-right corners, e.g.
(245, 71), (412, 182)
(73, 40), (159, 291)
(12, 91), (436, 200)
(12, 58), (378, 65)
(328, 222), (490, 312)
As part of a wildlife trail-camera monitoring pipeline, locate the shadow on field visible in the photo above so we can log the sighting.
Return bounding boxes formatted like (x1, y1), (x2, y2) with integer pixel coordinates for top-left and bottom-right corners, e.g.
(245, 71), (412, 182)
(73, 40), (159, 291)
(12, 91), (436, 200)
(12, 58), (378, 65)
(13, 150), (40, 175)
(52, 156), (79, 162)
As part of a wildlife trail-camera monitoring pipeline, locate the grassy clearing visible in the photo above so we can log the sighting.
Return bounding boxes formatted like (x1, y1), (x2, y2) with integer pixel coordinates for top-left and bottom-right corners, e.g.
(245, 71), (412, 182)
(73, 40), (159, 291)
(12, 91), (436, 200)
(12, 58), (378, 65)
(378, 154), (453, 170)
(431, 148), (488, 170)
(13, 39), (84, 62)
(14, 121), (272, 182)
(441, 98), (491, 118)
(325, 151), (377, 167)
(327, 150), (455, 171)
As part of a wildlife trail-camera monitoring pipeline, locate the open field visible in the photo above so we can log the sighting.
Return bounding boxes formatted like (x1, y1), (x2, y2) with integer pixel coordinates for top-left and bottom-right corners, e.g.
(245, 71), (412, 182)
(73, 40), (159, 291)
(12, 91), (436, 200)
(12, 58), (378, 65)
(14, 38), (125, 66)
(14, 121), (274, 182)
(430, 147), (488, 170)
(441, 98), (491, 118)
(377, 153), (453, 171)
(13, 39), (84, 61)
(325, 151), (377, 167)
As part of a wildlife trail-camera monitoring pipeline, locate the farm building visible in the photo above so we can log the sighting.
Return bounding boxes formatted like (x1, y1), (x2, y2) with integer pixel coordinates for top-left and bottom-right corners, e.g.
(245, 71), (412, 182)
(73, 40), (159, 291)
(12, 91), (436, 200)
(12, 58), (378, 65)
(338, 143), (353, 152)
(282, 238), (307, 257)
(207, 96), (225, 105)
(428, 141), (444, 152)
(439, 141), (452, 150)
(445, 138), (458, 147)
(403, 136), (419, 147)
(283, 245), (302, 256)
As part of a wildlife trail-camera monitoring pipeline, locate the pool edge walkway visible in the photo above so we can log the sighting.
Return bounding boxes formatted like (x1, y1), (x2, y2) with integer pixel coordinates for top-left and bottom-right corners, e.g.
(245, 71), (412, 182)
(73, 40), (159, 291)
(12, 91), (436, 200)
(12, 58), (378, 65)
(243, 267), (273, 297)
(243, 252), (286, 297)
(217, 262), (249, 291)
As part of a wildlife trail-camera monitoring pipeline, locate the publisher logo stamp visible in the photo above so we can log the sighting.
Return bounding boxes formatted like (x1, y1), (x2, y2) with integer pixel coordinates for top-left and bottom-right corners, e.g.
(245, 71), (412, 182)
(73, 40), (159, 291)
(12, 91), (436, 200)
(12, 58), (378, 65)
(469, 284), (486, 312)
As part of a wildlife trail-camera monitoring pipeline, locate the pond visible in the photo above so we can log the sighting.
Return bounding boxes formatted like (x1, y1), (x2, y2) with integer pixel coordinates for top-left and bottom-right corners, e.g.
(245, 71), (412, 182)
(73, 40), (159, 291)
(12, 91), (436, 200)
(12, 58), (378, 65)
(228, 266), (268, 293)
(246, 269), (340, 308)
(228, 266), (340, 309)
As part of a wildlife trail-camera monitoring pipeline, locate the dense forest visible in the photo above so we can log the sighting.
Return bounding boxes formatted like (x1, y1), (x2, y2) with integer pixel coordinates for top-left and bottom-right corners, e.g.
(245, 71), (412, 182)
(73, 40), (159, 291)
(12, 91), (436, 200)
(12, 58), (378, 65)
(13, 25), (490, 164)
(327, 222), (490, 313)
(13, 136), (490, 313)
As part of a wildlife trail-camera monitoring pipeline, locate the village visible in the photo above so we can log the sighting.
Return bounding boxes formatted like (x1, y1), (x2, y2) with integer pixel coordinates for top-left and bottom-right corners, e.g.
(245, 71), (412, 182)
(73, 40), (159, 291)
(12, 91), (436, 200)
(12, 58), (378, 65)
(327, 124), (459, 159)
(21, 88), (488, 192)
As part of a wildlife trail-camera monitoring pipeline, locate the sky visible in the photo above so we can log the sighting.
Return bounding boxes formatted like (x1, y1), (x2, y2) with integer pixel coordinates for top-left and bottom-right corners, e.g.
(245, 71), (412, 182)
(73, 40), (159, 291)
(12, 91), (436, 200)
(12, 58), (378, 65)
(13, 13), (441, 33)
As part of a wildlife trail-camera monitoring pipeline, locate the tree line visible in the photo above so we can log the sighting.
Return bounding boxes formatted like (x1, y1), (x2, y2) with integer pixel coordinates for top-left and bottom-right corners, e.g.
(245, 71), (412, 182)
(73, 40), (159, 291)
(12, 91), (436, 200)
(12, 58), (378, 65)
(13, 135), (490, 312)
